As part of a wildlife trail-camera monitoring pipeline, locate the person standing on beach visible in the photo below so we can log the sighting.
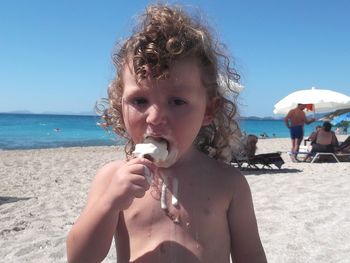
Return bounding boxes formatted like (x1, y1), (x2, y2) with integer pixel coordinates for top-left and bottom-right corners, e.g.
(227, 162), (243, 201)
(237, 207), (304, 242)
(66, 3), (266, 263)
(285, 103), (315, 159)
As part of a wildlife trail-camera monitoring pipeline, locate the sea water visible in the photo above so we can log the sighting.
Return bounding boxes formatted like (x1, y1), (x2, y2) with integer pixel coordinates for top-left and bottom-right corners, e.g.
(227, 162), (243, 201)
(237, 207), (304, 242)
(0, 113), (323, 150)
(0, 113), (123, 150)
(240, 118), (323, 138)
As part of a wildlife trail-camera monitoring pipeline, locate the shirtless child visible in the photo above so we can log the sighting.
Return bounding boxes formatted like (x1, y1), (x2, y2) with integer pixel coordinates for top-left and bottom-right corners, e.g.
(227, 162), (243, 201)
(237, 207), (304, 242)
(285, 103), (315, 159)
(67, 4), (267, 263)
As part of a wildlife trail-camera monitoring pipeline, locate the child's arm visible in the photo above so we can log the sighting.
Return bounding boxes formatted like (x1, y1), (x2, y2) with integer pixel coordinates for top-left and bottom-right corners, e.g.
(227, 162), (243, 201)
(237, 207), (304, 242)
(229, 174), (267, 263)
(66, 158), (154, 263)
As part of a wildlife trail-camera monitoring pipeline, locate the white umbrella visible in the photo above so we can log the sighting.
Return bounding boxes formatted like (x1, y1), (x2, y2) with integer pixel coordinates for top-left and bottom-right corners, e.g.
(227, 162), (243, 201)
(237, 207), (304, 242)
(273, 87), (350, 115)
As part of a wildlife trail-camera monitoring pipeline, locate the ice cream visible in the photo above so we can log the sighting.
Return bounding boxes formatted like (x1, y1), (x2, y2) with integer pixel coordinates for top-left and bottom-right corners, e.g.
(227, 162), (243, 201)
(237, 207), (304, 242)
(133, 137), (169, 166)
(133, 137), (179, 222)
(132, 137), (169, 184)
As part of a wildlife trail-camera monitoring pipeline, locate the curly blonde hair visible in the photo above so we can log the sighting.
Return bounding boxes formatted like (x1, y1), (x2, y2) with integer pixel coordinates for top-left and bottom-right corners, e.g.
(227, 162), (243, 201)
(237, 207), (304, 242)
(98, 3), (242, 163)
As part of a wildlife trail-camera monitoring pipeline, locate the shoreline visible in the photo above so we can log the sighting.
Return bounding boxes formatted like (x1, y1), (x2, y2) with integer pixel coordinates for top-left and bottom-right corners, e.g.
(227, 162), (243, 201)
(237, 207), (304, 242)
(0, 134), (342, 152)
(1, 138), (350, 262)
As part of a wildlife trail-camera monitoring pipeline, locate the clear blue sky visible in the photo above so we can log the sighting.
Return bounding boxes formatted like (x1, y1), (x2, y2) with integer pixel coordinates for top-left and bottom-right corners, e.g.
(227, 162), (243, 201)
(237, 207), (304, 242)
(1, 0), (349, 117)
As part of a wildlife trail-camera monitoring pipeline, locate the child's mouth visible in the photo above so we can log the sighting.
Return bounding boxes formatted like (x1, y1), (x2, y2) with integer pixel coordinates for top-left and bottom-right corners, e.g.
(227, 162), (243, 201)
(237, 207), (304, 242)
(133, 135), (177, 168)
(133, 136), (170, 165)
(145, 136), (170, 151)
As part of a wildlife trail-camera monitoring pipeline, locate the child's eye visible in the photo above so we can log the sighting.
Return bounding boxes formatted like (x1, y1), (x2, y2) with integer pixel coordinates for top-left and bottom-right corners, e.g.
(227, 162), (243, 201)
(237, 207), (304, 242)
(169, 98), (187, 106)
(132, 97), (148, 106)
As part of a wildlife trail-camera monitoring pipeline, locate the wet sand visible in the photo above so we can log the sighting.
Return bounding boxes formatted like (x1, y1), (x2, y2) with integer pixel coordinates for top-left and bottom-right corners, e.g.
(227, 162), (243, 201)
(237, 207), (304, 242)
(1, 137), (349, 262)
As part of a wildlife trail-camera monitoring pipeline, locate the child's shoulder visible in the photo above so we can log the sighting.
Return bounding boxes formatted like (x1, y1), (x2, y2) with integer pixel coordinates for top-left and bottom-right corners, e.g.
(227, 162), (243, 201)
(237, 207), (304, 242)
(94, 159), (126, 181)
(196, 154), (250, 206)
(84, 160), (127, 209)
(200, 153), (247, 186)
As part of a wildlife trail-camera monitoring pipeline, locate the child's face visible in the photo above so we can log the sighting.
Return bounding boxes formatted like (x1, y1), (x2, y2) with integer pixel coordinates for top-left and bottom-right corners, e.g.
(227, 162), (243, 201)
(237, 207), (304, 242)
(121, 58), (214, 164)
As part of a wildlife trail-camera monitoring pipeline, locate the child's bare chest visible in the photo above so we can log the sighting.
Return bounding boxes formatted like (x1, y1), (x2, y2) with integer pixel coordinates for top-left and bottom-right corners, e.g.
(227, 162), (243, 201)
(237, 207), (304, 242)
(120, 187), (229, 262)
(124, 180), (228, 238)
(125, 180), (216, 227)
(117, 175), (232, 262)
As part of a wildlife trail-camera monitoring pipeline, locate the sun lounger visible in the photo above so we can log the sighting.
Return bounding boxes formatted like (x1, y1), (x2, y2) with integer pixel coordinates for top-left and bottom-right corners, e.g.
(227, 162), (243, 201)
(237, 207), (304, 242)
(309, 152), (340, 163)
(337, 137), (350, 152)
(290, 150), (350, 163)
(292, 136), (346, 163)
(309, 152), (350, 163)
(336, 153), (350, 162)
(233, 152), (285, 170)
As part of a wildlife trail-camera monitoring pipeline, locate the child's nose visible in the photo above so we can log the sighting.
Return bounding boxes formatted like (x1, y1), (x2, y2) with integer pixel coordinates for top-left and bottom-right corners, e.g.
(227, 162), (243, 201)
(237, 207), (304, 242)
(146, 104), (167, 125)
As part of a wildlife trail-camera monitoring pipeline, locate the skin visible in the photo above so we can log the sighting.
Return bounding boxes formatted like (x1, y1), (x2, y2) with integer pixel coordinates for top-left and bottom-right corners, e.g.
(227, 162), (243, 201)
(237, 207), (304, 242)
(303, 126), (338, 161)
(309, 128), (338, 146)
(285, 104), (315, 155)
(66, 58), (267, 263)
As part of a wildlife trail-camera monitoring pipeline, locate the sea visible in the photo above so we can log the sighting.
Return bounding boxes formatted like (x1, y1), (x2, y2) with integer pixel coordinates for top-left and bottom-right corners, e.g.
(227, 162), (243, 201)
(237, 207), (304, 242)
(0, 113), (323, 150)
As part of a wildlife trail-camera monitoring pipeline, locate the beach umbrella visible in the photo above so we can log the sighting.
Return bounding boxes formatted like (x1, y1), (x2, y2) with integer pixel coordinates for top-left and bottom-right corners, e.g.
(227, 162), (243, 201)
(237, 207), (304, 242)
(330, 112), (350, 126)
(273, 87), (350, 115)
(321, 108), (350, 121)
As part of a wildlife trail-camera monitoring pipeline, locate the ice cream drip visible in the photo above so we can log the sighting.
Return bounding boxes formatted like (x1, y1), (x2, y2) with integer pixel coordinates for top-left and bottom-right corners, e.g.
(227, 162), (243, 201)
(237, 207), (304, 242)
(133, 137), (180, 223)
(160, 177), (180, 224)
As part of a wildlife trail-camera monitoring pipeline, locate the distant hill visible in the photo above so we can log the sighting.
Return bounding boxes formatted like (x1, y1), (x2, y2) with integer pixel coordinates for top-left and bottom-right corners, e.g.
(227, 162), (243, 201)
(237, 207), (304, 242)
(240, 116), (283, 121)
(41, 111), (97, 116)
(5, 110), (33, 114)
(1, 110), (97, 116)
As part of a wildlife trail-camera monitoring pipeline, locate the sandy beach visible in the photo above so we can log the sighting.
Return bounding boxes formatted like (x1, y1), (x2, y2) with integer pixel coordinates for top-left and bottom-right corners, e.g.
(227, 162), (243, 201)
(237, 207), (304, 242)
(1, 137), (350, 262)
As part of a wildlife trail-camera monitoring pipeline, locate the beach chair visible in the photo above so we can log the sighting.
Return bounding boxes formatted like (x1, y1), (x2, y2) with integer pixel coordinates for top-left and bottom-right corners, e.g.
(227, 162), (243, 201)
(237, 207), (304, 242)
(289, 151), (341, 163)
(335, 153), (350, 162)
(296, 150), (350, 163)
(294, 138), (350, 163)
(334, 138), (350, 162)
(233, 152), (285, 170)
(232, 134), (285, 170)
(309, 152), (340, 163)
(337, 137), (350, 152)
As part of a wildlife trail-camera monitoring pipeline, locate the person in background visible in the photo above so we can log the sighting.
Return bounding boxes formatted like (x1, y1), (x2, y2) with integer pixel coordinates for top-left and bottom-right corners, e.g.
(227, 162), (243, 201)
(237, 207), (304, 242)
(284, 103), (315, 160)
(306, 125), (322, 145)
(309, 121), (338, 153)
(236, 134), (258, 158)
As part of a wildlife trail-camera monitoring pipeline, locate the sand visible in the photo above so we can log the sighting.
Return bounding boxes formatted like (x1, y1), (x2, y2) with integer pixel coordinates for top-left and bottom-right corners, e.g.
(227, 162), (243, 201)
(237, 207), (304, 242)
(1, 138), (350, 262)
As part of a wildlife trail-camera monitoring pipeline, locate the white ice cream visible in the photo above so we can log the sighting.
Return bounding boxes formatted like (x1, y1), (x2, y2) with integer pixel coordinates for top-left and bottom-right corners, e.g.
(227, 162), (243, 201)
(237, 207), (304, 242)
(132, 137), (179, 168)
(133, 137), (169, 163)
(133, 137), (179, 219)
(132, 137), (169, 184)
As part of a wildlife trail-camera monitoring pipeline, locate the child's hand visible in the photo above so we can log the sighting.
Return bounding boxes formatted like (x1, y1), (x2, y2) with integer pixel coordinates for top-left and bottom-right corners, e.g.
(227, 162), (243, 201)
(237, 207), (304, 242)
(104, 158), (155, 211)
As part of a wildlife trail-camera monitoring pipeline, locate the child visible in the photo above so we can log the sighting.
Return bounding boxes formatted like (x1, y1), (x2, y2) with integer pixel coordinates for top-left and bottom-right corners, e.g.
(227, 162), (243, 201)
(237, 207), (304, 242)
(67, 4), (266, 263)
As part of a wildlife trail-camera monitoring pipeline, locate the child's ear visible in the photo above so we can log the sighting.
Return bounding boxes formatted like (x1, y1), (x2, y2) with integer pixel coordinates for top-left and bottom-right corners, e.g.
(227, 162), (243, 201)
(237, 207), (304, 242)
(202, 97), (221, 126)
